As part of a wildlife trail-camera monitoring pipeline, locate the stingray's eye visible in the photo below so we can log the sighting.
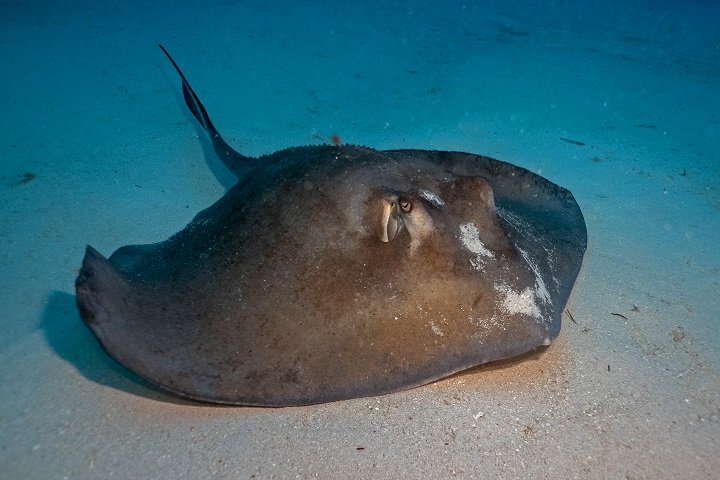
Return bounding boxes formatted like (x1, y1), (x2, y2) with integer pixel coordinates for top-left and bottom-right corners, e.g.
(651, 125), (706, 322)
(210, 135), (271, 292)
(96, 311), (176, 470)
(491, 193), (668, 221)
(399, 198), (413, 213)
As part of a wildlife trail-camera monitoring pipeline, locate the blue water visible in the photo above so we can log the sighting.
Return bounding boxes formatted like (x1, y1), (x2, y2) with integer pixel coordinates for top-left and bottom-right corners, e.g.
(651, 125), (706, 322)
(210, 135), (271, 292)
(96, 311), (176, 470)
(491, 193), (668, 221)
(1, 1), (718, 478)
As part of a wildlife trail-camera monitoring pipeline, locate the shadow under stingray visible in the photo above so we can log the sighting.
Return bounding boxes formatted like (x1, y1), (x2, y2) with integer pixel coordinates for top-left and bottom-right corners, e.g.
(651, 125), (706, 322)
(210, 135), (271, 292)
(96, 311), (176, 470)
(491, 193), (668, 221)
(40, 290), (202, 406)
(42, 291), (550, 407)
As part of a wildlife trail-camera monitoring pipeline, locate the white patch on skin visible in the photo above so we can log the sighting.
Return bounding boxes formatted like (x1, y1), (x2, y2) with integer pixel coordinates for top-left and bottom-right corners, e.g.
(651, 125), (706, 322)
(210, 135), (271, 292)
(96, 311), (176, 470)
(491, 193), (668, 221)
(459, 223), (494, 270)
(496, 206), (524, 229)
(430, 321), (444, 337)
(459, 223), (493, 257)
(418, 188), (445, 208)
(540, 244), (561, 292)
(493, 207), (555, 314)
(517, 247), (551, 305)
(494, 283), (542, 319)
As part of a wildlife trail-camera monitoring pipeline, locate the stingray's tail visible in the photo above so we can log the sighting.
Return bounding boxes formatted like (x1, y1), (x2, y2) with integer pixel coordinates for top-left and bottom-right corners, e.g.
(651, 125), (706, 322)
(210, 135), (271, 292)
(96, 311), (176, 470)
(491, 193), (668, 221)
(159, 44), (251, 176)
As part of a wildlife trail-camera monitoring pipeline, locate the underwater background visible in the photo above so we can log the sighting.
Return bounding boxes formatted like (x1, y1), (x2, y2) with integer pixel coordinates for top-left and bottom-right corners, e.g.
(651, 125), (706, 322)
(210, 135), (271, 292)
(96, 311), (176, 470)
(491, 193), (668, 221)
(1, 0), (718, 477)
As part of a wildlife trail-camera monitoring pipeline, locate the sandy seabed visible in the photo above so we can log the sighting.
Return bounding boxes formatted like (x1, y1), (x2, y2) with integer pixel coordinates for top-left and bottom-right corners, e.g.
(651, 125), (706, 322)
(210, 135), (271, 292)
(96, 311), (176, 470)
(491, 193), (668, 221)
(1, 1), (718, 478)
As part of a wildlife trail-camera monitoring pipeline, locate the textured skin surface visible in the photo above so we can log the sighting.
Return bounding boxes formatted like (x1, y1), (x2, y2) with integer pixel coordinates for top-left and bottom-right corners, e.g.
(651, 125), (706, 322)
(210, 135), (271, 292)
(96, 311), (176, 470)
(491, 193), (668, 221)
(76, 145), (586, 406)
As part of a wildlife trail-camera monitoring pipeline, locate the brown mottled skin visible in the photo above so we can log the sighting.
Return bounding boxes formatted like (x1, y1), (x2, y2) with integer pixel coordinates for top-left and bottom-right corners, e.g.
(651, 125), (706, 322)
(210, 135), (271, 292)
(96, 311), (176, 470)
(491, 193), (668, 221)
(75, 47), (586, 406)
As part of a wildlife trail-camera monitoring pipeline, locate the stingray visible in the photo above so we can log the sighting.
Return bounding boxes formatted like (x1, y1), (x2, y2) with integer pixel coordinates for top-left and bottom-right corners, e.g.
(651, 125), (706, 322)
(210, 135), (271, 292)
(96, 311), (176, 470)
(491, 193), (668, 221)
(75, 46), (587, 406)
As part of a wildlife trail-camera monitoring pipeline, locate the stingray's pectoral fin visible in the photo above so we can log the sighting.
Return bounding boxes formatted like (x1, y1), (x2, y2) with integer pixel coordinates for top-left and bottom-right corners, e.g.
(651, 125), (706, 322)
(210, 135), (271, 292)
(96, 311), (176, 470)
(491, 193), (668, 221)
(75, 246), (139, 352)
(76, 247), (116, 325)
(76, 245), (168, 387)
(77, 246), (181, 395)
(159, 44), (251, 177)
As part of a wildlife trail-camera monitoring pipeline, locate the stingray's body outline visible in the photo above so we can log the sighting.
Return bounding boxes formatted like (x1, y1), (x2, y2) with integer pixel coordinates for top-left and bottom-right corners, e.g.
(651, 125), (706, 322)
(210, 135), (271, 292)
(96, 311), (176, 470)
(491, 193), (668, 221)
(75, 46), (587, 406)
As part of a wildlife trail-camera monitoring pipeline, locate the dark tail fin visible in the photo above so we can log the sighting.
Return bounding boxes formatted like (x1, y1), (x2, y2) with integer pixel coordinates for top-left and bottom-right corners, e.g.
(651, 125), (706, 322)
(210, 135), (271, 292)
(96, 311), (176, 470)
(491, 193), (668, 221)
(159, 44), (251, 175)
